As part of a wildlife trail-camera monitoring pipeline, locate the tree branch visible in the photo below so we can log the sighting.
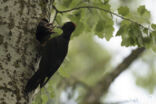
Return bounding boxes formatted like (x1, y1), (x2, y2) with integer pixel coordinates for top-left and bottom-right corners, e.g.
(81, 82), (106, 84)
(103, 99), (138, 104)
(84, 47), (145, 104)
(53, 5), (148, 30)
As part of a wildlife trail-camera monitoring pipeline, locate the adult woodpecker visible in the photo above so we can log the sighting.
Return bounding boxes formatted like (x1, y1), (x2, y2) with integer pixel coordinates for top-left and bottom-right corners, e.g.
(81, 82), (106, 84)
(25, 22), (76, 93)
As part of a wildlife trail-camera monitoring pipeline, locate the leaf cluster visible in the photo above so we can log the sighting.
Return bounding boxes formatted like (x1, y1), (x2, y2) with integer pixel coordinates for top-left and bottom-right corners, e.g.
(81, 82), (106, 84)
(51, 0), (156, 50)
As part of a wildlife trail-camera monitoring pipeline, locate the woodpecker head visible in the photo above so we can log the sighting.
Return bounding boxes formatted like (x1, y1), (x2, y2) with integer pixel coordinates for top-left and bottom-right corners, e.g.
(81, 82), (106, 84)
(61, 22), (76, 37)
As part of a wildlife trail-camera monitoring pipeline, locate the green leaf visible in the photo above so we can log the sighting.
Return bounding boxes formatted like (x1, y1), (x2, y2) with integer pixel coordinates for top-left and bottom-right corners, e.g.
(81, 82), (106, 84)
(95, 20), (105, 34)
(149, 31), (156, 51)
(143, 37), (152, 48)
(118, 6), (129, 16)
(117, 20), (144, 47)
(136, 5), (151, 24)
(143, 28), (148, 34)
(98, 3), (111, 10)
(116, 20), (131, 36)
(151, 31), (156, 36)
(137, 5), (146, 15)
(104, 20), (114, 40)
(67, 9), (86, 23)
(128, 23), (143, 47)
(95, 17), (114, 40)
(151, 31), (156, 43)
(62, 0), (72, 8)
(70, 0), (81, 8)
(56, 14), (62, 25)
(137, 5), (150, 16)
(151, 24), (156, 30)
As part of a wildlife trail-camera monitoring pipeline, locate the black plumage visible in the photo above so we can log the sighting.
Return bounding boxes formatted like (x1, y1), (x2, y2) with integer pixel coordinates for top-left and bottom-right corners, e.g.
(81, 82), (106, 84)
(36, 18), (54, 44)
(25, 22), (75, 93)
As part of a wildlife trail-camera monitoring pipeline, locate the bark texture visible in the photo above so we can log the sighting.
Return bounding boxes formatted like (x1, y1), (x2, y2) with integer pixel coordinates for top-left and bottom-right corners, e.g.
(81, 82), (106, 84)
(0, 0), (52, 104)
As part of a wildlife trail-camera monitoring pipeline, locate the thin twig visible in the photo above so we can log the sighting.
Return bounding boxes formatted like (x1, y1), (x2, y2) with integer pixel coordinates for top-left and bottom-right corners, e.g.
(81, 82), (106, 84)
(53, 6), (148, 29)
(52, 5), (59, 24)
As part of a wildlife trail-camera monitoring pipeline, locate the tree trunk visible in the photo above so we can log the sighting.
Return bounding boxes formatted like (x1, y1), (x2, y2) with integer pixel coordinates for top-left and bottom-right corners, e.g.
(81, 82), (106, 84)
(0, 0), (52, 103)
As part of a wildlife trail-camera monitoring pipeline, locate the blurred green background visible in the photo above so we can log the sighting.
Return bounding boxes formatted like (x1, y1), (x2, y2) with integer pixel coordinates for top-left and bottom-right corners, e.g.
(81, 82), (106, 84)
(32, 0), (156, 104)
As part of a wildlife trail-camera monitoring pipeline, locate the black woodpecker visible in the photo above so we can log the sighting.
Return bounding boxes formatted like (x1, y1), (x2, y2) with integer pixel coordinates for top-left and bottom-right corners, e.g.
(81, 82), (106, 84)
(25, 22), (76, 93)
(36, 18), (54, 44)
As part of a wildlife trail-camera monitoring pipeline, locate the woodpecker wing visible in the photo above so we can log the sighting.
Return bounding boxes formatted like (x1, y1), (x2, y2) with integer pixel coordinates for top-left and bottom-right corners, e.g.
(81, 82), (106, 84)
(39, 35), (69, 87)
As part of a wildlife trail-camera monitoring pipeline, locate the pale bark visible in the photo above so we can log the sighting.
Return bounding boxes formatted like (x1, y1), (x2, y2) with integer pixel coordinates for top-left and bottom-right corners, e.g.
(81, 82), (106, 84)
(0, 0), (52, 104)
